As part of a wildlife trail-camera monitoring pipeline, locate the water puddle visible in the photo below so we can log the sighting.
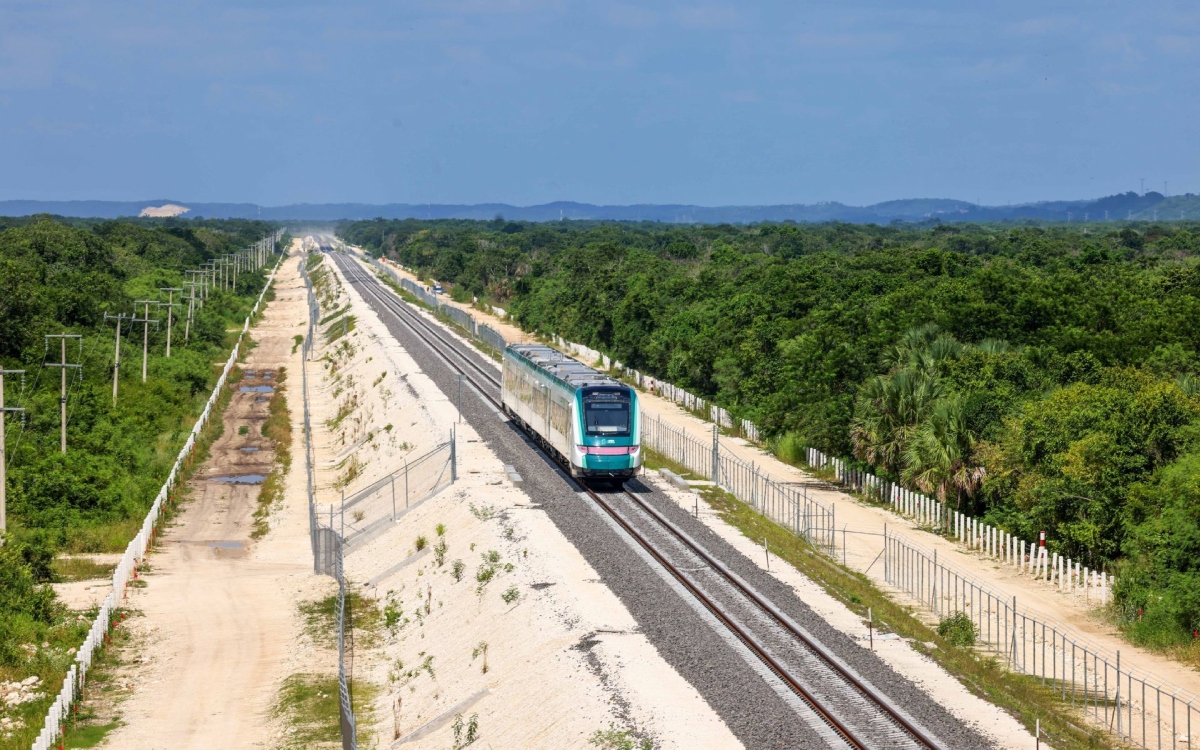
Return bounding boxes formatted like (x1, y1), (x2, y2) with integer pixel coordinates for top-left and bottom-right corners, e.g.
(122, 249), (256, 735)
(239, 446), (260, 452)
(210, 474), (266, 484)
(255, 397), (270, 402)
(240, 385), (274, 393)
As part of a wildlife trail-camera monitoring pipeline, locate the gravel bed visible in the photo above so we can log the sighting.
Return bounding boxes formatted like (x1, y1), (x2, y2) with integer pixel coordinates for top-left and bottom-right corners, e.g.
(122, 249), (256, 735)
(622, 481), (997, 749)
(339, 257), (994, 749)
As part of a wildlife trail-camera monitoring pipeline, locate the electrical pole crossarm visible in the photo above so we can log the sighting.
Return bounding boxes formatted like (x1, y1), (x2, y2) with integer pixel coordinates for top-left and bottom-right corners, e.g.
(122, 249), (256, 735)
(131, 301), (161, 384)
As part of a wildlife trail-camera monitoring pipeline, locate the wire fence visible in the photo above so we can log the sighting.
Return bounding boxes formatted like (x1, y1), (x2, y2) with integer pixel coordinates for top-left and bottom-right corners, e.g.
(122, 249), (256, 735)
(884, 530), (1197, 748)
(641, 412), (836, 553)
(28, 231), (284, 750)
(805, 447), (1114, 605)
(303, 248), (460, 750)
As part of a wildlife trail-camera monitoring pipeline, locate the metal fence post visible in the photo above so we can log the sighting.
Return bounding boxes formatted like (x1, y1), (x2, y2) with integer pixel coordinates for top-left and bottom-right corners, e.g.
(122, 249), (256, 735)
(711, 424), (718, 485)
(450, 426), (457, 482)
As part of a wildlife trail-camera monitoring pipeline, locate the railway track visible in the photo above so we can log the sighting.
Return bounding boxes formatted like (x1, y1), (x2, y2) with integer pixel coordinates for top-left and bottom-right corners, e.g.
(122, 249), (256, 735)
(332, 250), (945, 750)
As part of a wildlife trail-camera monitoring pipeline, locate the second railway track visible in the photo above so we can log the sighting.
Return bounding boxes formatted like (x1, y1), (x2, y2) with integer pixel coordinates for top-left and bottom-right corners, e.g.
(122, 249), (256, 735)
(333, 250), (946, 750)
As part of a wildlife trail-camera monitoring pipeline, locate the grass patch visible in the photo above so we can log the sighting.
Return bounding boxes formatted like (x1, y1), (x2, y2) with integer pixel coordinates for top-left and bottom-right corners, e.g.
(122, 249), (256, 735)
(272, 674), (341, 748)
(58, 609), (134, 749)
(252, 368), (291, 539)
(292, 334), (304, 354)
(298, 591), (383, 651)
(51, 556), (117, 582)
(643, 447), (1120, 750)
(324, 315), (356, 343)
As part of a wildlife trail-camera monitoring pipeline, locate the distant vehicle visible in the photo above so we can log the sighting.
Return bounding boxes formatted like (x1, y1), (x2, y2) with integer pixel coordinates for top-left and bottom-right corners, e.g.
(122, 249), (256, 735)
(432, 283), (444, 295)
(501, 344), (641, 483)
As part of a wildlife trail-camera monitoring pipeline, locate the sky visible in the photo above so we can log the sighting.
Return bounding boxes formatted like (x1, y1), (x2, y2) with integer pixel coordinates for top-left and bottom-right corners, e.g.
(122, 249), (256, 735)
(0, 1), (1197, 207)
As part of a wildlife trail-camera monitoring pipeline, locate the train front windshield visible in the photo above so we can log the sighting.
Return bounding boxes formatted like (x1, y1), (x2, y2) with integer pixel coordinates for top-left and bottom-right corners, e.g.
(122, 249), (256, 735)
(583, 390), (631, 437)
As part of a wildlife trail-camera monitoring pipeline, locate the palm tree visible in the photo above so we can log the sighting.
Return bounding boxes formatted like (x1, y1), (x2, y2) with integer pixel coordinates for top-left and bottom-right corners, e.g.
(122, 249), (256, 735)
(902, 395), (985, 530)
(851, 369), (943, 474)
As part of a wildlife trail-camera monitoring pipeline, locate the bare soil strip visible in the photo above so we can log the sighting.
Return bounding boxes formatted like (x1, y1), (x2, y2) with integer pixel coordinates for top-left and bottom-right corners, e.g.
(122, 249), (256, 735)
(96, 253), (312, 749)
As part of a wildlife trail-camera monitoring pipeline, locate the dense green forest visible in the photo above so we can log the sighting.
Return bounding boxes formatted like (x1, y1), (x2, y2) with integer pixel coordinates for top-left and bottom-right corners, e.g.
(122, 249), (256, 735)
(0, 216), (279, 679)
(341, 217), (1200, 645)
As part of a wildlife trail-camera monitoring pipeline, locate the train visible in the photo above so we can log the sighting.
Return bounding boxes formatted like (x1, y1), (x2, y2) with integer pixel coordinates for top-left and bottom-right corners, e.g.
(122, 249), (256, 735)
(501, 344), (642, 482)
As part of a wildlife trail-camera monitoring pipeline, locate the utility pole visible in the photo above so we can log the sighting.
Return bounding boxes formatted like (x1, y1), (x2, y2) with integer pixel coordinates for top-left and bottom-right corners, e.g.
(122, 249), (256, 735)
(132, 301), (160, 383)
(183, 280), (198, 342)
(44, 334), (82, 453)
(104, 313), (128, 405)
(0, 369), (27, 535)
(202, 263), (213, 300)
(159, 288), (182, 357)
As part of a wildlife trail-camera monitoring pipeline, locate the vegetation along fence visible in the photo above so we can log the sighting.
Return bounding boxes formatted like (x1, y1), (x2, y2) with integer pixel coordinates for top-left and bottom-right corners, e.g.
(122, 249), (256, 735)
(885, 530), (1196, 749)
(805, 447), (1113, 605)
(29, 231), (284, 750)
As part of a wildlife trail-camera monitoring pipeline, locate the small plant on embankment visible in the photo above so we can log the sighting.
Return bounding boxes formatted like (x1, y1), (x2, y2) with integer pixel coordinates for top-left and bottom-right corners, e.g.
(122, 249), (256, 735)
(452, 712), (479, 748)
(451, 559), (465, 582)
(414, 535), (428, 552)
(938, 612), (977, 647)
(471, 641), (489, 674)
(475, 550), (502, 594)
(468, 503), (497, 521)
(589, 726), (655, 750)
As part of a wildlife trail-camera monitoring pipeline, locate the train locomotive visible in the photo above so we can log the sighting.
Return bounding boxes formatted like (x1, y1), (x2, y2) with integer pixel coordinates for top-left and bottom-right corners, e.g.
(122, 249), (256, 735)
(501, 344), (641, 482)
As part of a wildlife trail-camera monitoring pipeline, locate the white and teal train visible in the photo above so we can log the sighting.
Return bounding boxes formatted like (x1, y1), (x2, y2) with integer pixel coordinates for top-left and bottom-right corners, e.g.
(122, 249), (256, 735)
(501, 344), (642, 483)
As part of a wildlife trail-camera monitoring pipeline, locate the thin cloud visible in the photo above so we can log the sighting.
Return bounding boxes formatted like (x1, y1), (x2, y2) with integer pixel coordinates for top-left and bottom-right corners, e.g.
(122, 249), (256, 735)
(1156, 35), (1200, 58)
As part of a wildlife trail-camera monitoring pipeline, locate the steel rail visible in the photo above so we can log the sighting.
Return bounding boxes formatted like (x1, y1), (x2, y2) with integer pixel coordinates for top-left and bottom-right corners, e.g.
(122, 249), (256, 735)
(610, 486), (943, 749)
(333, 251), (942, 750)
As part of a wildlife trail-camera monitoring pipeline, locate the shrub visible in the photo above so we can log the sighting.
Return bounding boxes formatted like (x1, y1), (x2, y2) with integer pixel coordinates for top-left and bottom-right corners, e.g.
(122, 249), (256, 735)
(937, 612), (977, 647)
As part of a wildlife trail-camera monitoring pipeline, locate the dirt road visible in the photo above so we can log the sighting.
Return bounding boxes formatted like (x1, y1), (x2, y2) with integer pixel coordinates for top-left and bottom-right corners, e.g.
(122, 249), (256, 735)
(100, 253), (310, 749)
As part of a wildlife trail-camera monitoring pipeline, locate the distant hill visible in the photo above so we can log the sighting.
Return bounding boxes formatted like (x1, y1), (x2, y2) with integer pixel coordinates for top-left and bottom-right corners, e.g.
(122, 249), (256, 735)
(3, 193), (1199, 224)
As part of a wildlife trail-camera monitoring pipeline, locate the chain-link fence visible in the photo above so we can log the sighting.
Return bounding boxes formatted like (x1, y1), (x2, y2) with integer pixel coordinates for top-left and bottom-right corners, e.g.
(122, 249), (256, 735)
(302, 248), (461, 750)
(339, 440), (455, 551)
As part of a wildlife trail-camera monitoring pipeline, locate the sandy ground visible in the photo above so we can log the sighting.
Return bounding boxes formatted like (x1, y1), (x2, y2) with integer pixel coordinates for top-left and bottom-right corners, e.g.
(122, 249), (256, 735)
(315, 247), (743, 749)
(368, 253), (1200, 705)
(98, 250), (314, 749)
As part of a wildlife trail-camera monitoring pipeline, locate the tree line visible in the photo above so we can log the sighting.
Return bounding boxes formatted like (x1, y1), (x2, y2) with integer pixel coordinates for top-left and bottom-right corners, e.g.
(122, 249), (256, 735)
(0, 215), (279, 671)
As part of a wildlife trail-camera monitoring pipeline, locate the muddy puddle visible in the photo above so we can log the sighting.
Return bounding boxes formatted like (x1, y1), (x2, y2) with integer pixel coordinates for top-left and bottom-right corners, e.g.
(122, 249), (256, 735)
(210, 474), (267, 484)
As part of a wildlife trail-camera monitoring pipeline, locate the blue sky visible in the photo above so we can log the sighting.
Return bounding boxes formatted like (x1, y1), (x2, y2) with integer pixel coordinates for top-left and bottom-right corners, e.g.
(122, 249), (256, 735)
(1, 1), (1196, 206)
